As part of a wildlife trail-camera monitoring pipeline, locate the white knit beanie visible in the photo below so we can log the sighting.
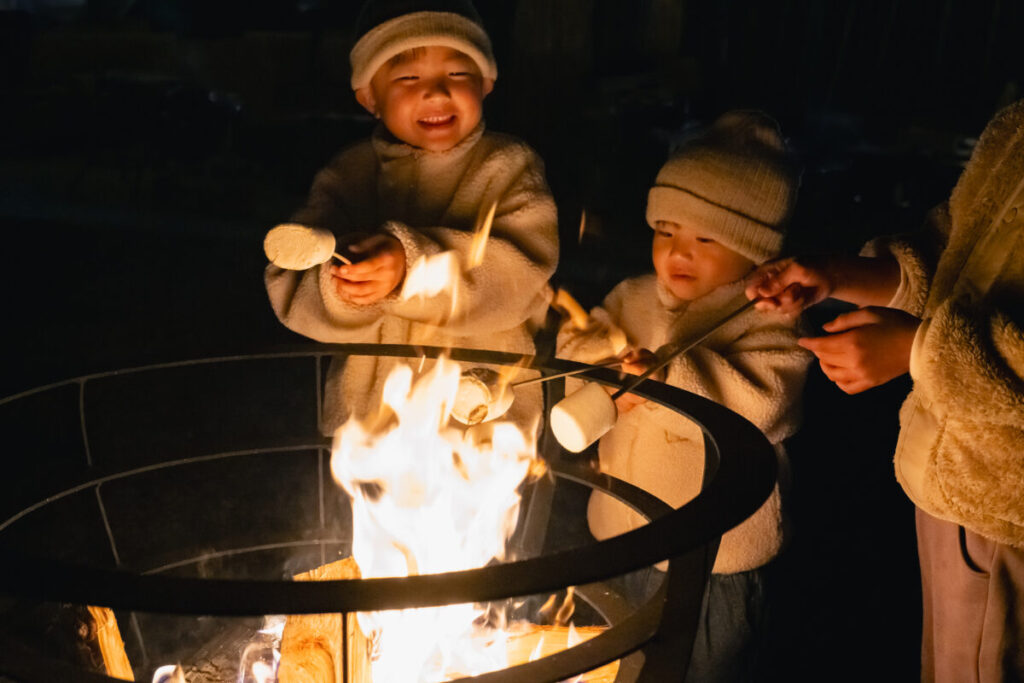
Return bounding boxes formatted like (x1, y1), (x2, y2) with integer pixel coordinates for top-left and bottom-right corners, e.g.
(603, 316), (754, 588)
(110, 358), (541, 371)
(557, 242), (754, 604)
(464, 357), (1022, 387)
(646, 110), (800, 264)
(349, 0), (497, 90)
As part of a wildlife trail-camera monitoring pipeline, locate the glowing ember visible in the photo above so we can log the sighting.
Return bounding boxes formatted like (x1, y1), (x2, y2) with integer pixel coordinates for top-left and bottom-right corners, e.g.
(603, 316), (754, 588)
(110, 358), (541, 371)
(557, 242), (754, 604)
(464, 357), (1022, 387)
(330, 354), (539, 681)
(151, 664), (185, 683)
(238, 617), (285, 683)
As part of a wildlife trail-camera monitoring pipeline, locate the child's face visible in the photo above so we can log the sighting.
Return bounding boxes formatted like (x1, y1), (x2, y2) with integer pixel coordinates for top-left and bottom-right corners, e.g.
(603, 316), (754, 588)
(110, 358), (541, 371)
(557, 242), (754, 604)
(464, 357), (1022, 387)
(355, 46), (494, 152)
(652, 220), (755, 301)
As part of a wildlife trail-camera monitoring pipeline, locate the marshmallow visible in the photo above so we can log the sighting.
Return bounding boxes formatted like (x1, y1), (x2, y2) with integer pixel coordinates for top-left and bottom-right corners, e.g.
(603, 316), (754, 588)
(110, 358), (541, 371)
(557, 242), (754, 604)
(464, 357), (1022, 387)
(264, 224), (336, 270)
(549, 381), (618, 453)
(451, 368), (514, 425)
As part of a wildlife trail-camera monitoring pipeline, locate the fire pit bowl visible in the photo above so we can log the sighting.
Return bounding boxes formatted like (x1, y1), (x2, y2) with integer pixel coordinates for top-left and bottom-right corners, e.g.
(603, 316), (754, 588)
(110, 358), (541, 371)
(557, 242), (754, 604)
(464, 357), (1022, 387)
(0, 343), (775, 682)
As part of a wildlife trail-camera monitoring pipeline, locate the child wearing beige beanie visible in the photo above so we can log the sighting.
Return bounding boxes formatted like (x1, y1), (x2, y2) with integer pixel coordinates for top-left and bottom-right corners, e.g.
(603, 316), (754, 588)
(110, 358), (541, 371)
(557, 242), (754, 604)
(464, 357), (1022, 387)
(265, 0), (558, 433)
(558, 110), (811, 681)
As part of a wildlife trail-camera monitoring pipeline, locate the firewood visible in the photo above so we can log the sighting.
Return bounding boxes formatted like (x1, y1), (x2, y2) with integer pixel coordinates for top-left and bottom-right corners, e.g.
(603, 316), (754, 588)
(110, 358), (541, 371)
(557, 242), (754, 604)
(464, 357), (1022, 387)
(277, 558), (371, 683)
(85, 605), (134, 680)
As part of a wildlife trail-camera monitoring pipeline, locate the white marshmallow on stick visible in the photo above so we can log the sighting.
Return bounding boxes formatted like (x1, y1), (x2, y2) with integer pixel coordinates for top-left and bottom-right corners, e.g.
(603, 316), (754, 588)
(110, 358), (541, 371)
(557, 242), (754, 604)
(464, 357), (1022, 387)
(451, 368), (515, 426)
(549, 381), (618, 453)
(264, 223), (351, 269)
(549, 298), (757, 453)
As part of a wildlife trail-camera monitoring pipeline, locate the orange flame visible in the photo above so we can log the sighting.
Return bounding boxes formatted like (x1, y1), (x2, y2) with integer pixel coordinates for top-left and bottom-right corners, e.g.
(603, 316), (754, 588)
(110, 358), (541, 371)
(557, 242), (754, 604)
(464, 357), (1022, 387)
(467, 200), (498, 269)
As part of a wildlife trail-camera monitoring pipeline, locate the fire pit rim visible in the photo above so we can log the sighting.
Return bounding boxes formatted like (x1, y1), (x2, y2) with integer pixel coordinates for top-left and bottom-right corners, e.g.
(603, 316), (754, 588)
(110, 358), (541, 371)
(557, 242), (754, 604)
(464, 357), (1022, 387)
(0, 343), (775, 615)
(0, 343), (775, 683)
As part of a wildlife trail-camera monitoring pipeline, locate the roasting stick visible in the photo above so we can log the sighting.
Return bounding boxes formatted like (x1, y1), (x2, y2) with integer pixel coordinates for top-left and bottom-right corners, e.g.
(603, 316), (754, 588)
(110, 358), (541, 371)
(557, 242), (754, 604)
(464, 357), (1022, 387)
(547, 297), (759, 452)
(333, 251), (353, 265)
(512, 298), (758, 390)
(511, 357), (625, 388)
(610, 297), (757, 399)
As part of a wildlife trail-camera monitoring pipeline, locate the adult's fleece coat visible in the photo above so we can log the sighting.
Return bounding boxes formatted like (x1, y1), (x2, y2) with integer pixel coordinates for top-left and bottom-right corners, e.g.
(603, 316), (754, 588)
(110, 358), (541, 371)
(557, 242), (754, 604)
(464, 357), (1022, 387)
(866, 98), (1024, 549)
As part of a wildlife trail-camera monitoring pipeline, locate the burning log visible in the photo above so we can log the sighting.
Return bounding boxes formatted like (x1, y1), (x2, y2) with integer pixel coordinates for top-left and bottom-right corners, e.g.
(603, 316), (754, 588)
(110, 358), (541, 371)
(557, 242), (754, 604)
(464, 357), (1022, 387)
(85, 605), (134, 680)
(277, 558), (371, 683)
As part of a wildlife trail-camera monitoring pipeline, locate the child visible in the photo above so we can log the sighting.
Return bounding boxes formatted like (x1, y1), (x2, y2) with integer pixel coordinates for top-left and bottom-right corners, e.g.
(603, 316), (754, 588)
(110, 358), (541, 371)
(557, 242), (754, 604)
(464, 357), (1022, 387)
(557, 111), (811, 681)
(747, 99), (1024, 681)
(264, 0), (558, 432)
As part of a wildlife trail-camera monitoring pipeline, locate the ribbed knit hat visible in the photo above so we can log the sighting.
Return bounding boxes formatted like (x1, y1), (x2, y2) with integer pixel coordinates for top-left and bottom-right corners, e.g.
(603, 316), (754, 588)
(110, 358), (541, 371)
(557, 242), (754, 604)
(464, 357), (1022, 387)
(646, 111), (800, 264)
(349, 0), (497, 90)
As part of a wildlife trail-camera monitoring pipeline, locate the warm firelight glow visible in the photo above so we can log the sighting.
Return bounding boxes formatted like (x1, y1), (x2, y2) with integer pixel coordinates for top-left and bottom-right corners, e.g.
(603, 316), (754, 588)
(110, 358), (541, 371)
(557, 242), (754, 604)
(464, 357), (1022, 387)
(467, 200), (497, 269)
(401, 251), (462, 308)
(330, 355), (539, 681)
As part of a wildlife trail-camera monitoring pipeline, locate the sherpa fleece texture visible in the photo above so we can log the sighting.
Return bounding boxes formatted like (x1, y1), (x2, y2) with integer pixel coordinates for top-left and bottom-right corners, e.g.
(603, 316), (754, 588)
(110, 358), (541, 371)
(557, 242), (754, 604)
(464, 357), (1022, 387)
(266, 123), (558, 432)
(866, 99), (1024, 548)
(557, 275), (811, 573)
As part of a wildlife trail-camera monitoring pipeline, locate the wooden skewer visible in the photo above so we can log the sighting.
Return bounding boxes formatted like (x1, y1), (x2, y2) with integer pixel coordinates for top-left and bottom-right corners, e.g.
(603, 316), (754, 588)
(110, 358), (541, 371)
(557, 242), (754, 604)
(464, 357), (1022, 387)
(333, 251), (353, 265)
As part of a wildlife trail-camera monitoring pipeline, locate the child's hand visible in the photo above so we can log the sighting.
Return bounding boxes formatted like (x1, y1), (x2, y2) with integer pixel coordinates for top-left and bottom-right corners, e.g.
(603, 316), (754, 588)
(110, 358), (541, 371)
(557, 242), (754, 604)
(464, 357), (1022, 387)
(745, 256), (837, 316)
(612, 348), (662, 413)
(798, 306), (920, 394)
(619, 348), (661, 378)
(330, 234), (406, 305)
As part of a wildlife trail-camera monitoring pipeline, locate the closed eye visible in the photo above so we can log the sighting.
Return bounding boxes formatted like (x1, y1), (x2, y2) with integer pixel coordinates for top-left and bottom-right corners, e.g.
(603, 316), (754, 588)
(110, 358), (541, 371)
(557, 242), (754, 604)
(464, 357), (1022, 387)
(696, 237), (715, 244)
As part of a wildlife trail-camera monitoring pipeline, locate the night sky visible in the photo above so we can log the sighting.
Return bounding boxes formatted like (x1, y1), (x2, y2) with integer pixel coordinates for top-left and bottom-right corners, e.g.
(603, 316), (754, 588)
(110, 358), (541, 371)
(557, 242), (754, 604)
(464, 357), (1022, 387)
(1, 1), (1022, 680)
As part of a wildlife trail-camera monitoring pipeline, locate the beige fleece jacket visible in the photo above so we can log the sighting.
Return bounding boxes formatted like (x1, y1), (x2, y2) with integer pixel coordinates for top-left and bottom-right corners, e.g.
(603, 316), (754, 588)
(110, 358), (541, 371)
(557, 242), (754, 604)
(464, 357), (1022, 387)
(265, 123), (558, 432)
(866, 99), (1024, 548)
(557, 275), (811, 573)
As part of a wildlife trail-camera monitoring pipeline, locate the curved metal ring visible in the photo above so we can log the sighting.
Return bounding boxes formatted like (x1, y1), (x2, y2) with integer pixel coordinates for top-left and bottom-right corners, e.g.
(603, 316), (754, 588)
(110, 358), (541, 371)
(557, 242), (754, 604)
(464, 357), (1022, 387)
(0, 344), (777, 683)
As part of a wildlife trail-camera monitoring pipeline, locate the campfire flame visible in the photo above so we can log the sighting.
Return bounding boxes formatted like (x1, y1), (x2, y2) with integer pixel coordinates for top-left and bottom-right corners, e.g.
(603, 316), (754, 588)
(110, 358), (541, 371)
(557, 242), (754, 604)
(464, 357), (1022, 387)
(467, 200), (497, 269)
(151, 664), (185, 683)
(153, 241), (612, 682)
(331, 355), (539, 681)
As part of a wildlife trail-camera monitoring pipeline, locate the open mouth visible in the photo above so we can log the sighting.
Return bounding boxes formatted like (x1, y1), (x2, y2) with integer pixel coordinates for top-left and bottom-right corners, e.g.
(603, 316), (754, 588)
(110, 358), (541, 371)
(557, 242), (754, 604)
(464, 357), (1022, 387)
(417, 113), (457, 129)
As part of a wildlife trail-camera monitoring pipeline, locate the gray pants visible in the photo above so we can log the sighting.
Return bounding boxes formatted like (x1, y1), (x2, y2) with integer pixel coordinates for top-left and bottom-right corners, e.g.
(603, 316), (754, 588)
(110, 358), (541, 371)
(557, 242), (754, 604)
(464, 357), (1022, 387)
(917, 508), (1024, 682)
(684, 568), (768, 683)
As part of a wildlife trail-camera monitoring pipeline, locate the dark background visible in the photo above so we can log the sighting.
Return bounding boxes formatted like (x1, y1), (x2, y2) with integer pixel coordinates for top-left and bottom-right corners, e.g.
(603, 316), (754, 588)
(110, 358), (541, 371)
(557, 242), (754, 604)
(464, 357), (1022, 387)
(1, 0), (1021, 680)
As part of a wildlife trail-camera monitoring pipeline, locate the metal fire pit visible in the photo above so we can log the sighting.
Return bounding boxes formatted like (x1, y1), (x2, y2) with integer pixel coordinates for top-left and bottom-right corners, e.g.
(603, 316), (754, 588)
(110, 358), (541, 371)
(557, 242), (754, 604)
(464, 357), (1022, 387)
(0, 343), (776, 683)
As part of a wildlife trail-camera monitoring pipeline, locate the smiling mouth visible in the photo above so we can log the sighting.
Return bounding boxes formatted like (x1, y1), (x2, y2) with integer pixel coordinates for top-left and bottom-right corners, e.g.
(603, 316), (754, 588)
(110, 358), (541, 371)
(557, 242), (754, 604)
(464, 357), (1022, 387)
(417, 114), (456, 128)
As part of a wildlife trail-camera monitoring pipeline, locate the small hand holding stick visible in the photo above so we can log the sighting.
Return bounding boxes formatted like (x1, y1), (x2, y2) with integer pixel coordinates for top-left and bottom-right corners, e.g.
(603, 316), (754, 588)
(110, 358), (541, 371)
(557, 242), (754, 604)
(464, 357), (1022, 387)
(549, 298), (758, 452)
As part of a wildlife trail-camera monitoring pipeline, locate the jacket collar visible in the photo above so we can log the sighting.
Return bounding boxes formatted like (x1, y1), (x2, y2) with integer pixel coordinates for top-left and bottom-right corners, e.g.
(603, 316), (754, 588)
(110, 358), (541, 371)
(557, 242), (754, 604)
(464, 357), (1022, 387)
(371, 120), (486, 165)
(656, 277), (748, 315)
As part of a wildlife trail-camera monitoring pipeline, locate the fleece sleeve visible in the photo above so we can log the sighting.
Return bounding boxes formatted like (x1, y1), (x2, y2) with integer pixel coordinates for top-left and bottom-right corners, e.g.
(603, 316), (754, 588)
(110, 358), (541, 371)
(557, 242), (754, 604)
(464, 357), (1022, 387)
(264, 262), (386, 343)
(905, 294), (1024, 547)
(264, 143), (387, 343)
(861, 202), (951, 317)
(379, 146), (559, 336)
(555, 284), (631, 364)
(659, 315), (812, 444)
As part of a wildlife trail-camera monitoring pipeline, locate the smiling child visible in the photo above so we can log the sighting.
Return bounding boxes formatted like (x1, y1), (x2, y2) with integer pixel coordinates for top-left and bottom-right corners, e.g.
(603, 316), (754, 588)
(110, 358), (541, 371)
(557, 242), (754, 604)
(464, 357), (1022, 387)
(265, 0), (558, 433)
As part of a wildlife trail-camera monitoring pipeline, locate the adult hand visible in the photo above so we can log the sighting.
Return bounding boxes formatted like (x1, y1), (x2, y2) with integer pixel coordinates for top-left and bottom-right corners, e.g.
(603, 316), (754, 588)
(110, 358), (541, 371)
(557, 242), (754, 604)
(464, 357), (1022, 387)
(799, 306), (921, 394)
(745, 256), (837, 316)
(330, 233), (406, 305)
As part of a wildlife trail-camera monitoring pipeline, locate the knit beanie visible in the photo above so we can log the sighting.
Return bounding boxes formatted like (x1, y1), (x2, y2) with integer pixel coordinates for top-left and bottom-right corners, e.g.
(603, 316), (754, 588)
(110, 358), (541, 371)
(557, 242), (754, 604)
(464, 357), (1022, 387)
(646, 111), (800, 264)
(350, 0), (497, 90)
